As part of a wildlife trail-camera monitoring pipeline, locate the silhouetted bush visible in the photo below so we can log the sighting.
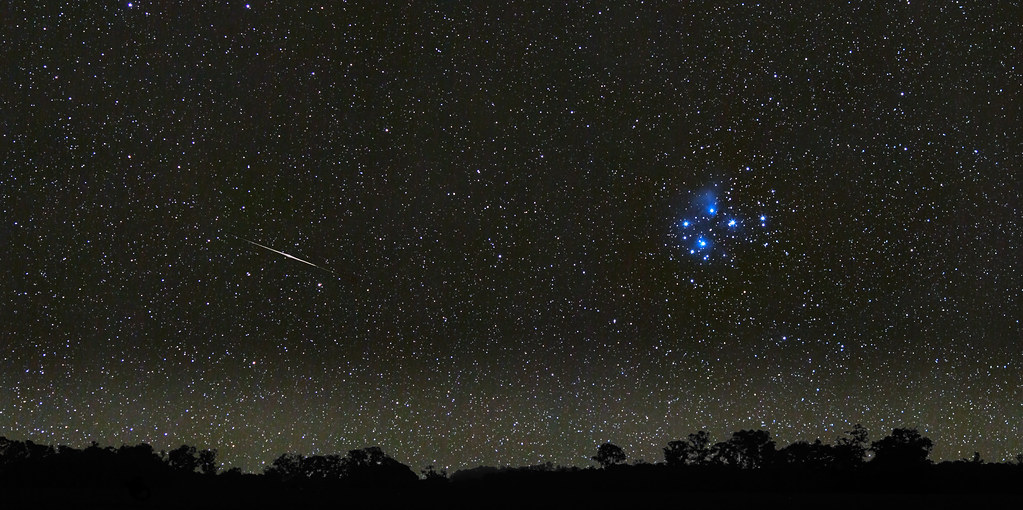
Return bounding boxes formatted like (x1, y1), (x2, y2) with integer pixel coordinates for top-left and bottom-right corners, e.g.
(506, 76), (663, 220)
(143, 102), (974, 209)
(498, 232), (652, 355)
(870, 428), (933, 468)
(834, 424), (870, 469)
(664, 431), (712, 466)
(710, 429), (776, 469)
(167, 444), (199, 473)
(264, 446), (415, 486)
(777, 439), (837, 469)
(592, 442), (626, 468)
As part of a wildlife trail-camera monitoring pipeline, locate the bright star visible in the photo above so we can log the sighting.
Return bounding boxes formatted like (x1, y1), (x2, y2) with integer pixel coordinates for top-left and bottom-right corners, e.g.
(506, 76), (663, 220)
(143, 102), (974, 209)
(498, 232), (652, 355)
(727, 219), (736, 227)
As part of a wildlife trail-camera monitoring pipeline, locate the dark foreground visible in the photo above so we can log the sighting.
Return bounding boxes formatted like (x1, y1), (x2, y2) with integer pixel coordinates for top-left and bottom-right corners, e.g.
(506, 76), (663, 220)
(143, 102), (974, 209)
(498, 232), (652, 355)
(7, 466), (1022, 510)
(7, 486), (1021, 510)
(3, 431), (1020, 508)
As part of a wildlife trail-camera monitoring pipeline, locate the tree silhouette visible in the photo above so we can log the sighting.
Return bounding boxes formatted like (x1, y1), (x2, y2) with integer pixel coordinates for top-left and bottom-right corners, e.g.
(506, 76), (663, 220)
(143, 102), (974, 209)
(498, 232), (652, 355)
(303, 454), (345, 480)
(262, 447), (414, 484)
(0, 437), (29, 466)
(342, 446), (417, 485)
(777, 439), (836, 469)
(265, 452), (305, 481)
(167, 444), (199, 473)
(664, 431), (712, 466)
(198, 448), (218, 475)
(11, 427), (1023, 499)
(592, 442), (626, 468)
(421, 464), (448, 482)
(834, 424), (869, 469)
(713, 430), (775, 469)
(116, 443), (161, 466)
(870, 428), (933, 467)
(663, 440), (686, 467)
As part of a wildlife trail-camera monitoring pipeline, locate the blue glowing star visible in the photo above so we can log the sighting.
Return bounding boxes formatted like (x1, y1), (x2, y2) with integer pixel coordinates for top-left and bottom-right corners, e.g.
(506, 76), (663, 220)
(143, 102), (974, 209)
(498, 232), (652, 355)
(708, 206), (716, 215)
(697, 237), (708, 248)
(727, 219), (737, 227)
(682, 220), (690, 228)
(760, 215), (766, 222)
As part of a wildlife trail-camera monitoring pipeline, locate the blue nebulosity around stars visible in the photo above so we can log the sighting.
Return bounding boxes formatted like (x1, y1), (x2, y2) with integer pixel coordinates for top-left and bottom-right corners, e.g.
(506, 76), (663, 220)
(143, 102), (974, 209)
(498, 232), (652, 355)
(2, 1), (1022, 475)
(668, 185), (775, 263)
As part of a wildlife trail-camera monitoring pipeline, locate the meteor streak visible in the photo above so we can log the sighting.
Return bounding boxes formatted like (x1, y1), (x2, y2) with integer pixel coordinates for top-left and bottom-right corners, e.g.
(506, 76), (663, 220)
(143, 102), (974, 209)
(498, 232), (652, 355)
(231, 235), (336, 275)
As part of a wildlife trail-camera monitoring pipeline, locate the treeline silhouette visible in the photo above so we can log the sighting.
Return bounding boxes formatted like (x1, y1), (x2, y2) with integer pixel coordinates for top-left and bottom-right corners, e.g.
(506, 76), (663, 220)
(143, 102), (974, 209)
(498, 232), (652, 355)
(448, 427), (1023, 495)
(3, 427), (1023, 507)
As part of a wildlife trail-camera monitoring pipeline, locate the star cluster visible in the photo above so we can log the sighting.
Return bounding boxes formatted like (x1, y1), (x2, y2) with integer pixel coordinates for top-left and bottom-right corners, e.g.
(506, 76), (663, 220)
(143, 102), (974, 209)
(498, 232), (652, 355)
(668, 184), (775, 263)
(2, 2), (1021, 474)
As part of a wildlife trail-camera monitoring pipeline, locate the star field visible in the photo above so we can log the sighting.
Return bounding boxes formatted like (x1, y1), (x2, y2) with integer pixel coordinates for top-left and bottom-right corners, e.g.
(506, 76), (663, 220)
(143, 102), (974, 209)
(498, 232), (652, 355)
(2, 2), (1021, 473)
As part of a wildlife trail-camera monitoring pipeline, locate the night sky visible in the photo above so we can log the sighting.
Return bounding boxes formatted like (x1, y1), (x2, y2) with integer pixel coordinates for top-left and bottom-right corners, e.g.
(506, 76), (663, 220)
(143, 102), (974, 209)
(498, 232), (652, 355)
(3, 2), (1021, 473)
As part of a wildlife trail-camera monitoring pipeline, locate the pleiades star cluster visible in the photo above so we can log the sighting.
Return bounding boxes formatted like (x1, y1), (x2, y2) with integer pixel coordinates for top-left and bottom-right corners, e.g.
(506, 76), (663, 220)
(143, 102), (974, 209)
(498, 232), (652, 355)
(2, 2), (1020, 473)
(667, 184), (775, 263)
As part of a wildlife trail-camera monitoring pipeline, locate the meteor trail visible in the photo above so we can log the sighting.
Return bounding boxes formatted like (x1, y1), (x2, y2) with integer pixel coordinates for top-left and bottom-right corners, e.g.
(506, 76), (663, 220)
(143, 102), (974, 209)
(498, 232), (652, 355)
(231, 235), (336, 275)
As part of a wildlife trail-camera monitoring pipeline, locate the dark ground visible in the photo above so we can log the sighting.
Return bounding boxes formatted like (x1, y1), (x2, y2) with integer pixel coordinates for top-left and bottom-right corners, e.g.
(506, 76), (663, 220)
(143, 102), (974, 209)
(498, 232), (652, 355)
(8, 483), (1020, 510)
